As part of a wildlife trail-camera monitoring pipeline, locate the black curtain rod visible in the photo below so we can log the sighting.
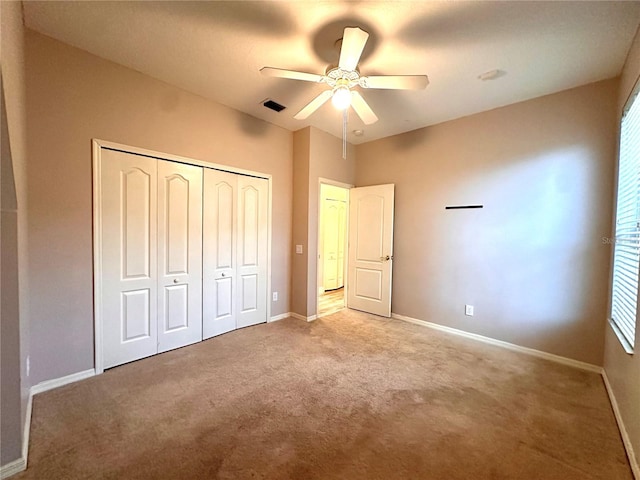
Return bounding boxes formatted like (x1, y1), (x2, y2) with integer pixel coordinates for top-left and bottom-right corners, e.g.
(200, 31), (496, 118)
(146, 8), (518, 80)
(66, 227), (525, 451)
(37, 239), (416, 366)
(445, 205), (484, 210)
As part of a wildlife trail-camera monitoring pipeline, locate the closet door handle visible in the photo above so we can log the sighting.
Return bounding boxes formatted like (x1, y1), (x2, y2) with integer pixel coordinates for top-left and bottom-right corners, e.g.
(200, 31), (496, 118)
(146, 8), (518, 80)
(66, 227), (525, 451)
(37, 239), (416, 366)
(173, 278), (179, 284)
(221, 272), (226, 277)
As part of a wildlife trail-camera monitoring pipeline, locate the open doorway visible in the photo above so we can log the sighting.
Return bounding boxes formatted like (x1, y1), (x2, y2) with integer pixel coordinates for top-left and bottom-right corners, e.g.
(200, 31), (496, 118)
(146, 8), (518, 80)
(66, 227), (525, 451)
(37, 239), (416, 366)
(317, 182), (350, 317)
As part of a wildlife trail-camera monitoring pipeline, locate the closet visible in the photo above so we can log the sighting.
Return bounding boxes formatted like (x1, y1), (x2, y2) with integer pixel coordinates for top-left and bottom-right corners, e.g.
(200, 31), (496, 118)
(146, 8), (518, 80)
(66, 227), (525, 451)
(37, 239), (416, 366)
(202, 169), (268, 339)
(96, 146), (268, 370)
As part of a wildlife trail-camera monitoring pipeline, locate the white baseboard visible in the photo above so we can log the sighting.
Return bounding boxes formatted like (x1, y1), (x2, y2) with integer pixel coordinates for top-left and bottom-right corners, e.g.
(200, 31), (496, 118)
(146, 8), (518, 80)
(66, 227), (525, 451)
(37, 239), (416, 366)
(4, 325), (635, 479)
(269, 312), (290, 322)
(1, 368), (95, 478)
(22, 392), (32, 463)
(30, 369), (95, 396)
(0, 458), (26, 479)
(391, 313), (640, 476)
(391, 313), (602, 373)
(289, 312), (317, 322)
(0, 390), (31, 479)
(602, 370), (639, 479)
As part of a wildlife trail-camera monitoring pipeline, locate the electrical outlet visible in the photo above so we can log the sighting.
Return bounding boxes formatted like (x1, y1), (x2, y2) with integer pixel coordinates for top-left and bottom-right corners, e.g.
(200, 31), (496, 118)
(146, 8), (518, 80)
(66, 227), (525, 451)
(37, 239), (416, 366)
(272, 292), (278, 302)
(465, 305), (474, 316)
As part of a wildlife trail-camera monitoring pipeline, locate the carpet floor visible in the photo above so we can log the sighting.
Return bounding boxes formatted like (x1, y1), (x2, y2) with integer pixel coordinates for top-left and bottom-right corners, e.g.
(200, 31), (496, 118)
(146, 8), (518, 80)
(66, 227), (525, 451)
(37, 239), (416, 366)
(15, 310), (632, 479)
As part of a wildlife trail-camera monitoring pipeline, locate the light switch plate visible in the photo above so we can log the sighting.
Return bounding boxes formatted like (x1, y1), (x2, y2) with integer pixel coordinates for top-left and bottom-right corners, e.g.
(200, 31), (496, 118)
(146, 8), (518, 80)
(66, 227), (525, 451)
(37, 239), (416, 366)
(296, 245), (303, 254)
(465, 305), (474, 316)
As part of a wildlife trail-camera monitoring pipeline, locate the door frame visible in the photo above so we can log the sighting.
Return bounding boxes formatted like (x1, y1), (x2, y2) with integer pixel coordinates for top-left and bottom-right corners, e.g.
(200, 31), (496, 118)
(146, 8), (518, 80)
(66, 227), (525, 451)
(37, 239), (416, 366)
(92, 139), (274, 374)
(315, 177), (352, 318)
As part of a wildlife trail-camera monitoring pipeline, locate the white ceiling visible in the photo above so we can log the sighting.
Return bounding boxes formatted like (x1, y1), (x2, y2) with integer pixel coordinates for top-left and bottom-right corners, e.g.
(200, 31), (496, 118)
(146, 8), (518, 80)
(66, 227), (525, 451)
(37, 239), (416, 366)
(24, 1), (640, 144)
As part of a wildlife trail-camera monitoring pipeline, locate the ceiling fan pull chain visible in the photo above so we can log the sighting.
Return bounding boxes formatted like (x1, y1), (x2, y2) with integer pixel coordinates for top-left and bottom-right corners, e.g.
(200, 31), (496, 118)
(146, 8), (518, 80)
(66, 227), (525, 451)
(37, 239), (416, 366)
(342, 109), (347, 159)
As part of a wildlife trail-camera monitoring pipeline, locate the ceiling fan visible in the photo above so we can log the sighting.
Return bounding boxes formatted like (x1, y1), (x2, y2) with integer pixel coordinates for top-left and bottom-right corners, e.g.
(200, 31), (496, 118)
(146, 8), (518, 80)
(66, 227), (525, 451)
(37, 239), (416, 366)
(261, 27), (429, 125)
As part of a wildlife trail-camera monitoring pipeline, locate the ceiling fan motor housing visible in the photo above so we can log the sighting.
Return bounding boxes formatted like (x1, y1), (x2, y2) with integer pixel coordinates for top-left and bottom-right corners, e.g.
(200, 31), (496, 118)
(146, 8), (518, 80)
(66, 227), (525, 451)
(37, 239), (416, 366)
(325, 67), (360, 89)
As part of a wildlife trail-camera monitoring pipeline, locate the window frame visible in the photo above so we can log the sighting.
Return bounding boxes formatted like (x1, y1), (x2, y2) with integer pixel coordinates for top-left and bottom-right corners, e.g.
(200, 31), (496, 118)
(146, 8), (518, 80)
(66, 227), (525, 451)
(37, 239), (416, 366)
(609, 79), (640, 354)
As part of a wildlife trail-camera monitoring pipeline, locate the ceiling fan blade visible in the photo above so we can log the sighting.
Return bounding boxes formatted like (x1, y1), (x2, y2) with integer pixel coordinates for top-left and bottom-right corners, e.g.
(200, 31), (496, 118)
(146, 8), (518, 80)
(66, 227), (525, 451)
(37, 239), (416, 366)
(294, 90), (333, 120)
(350, 91), (378, 125)
(338, 27), (369, 71)
(260, 67), (325, 83)
(360, 75), (429, 90)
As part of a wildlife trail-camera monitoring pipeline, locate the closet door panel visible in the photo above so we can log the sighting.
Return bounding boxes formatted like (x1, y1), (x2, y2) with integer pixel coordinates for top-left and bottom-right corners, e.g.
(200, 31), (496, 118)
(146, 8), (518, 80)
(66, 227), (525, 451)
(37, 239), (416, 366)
(101, 149), (158, 369)
(157, 160), (203, 352)
(236, 176), (268, 328)
(203, 169), (237, 339)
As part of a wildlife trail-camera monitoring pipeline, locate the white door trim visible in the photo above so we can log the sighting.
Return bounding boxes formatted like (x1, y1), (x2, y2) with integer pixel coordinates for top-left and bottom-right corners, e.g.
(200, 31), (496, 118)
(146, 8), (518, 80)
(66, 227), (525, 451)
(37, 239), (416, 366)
(318, 177), (353, 190)
(92, 139), (273, 374)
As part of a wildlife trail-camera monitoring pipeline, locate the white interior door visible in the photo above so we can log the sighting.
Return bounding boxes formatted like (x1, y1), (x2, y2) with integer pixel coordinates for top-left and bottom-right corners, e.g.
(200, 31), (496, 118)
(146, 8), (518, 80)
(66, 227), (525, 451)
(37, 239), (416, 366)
(203, 169), (237, 339)
(157, 160), (203, 353)
(100, 149), (158, 369)
(236, 176), (268, 329)
(347, 184), (395, 317)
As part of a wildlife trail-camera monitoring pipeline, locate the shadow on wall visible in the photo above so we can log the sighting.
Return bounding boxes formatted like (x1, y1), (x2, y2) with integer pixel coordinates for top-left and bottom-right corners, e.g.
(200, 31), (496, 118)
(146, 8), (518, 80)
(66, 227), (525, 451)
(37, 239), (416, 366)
(389, 126), (430, 151)
(236, 111), (270, 137)
(157, 89), (181, 113)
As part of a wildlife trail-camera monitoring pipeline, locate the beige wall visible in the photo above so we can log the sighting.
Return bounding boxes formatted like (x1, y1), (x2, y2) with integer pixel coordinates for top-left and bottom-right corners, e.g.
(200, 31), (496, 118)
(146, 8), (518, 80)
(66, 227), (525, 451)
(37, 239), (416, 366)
(355, 79), (618, 365)
(291, 128), (310, 316)
(306, 128), (355, 316)
(25, 30), (292, 384)
(604, 26), (640, 473)
(290, 127), (355, 317)
(1, 77), (23, 465)
(0, 0), (30, 467)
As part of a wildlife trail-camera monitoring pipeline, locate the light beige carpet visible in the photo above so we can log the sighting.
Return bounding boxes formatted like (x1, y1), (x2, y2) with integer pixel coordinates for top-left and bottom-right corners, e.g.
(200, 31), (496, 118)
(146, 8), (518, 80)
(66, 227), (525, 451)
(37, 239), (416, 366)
(15, 310), (632, 479)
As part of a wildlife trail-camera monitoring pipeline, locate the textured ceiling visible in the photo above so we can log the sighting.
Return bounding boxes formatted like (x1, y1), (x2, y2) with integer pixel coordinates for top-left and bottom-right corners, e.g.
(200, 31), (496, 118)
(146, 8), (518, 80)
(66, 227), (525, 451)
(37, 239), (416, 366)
(24, 1), (640, 144)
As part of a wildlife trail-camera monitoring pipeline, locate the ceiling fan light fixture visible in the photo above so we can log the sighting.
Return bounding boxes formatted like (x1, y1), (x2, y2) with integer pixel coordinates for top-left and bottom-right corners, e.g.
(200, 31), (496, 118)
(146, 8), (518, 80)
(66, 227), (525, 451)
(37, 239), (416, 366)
(261, 26), (426, 125)
(331, 86), (351, 110)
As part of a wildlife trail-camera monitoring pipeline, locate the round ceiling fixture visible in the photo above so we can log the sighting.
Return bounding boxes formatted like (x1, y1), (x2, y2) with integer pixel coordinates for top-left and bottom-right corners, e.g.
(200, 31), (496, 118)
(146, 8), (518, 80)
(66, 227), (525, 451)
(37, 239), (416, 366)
(332, 86), (352, 110)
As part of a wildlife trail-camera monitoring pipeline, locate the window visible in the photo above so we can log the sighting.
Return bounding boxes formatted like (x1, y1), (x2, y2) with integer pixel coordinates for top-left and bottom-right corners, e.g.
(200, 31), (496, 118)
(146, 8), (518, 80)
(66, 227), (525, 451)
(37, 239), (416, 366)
(610, 83), (640, 352)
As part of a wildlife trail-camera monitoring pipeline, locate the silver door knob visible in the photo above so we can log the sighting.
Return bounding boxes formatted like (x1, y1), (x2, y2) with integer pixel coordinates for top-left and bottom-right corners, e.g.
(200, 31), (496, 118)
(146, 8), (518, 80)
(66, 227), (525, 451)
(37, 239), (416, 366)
(380, 255), (391, 261)
(221, 272), (226, 277)
(173, 278), (179, 284)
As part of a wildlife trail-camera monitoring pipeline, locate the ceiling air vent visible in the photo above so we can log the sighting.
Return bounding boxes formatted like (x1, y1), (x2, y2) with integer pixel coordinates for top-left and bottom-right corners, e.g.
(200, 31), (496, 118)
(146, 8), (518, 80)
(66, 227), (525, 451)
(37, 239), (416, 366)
(263, 99), (286, 112)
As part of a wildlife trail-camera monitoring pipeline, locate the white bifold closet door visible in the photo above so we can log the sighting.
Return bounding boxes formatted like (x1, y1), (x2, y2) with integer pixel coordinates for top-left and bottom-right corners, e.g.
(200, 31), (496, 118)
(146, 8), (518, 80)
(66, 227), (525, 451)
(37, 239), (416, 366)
(157, 160), (203, 353)
(203, 169), (268, 339)
(100, 149), (203, 369)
